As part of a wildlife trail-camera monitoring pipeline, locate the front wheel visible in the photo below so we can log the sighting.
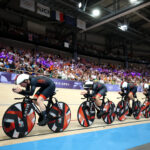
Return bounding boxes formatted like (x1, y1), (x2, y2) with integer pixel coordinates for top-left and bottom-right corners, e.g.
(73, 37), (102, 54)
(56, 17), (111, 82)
(2, 102), (36, 138)
(77, 101), (95, 127)
(47, 102), (71, 132)
(116, 100), (129, 121)
(102, 101), (116, 124)
(142, 101), (150, 118)
(132, 100), (141, 119)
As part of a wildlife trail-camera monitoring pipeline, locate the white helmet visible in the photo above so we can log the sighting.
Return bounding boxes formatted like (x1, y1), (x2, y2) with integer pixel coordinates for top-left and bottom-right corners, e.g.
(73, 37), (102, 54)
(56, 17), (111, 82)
(143, 83), (149, 89)
(15, 74), (30, 85)
(121, 81), (128, 89)
(83, 81), (93, 89)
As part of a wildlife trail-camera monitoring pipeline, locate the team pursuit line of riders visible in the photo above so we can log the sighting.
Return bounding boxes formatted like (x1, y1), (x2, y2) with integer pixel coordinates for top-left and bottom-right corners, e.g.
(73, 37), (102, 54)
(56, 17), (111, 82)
(2, 74), (150, 138)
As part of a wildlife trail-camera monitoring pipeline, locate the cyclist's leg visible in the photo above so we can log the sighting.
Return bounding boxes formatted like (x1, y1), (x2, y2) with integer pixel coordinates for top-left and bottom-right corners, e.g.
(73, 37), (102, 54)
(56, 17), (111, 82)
(129, 87), (137, 103)
(38, 84), (55, 126)
(33, 88), (43, 106)
(95, 87), (107, 107)
(128, 87), (137, 115)
(129, 89), (137, 100)
(96, 88), (107, 117)
(38, 84), (55, 110)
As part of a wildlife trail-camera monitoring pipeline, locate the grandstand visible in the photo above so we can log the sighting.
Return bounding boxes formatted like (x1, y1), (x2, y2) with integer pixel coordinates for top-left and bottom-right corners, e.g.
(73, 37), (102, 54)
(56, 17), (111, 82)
(0, 0), (150, 150)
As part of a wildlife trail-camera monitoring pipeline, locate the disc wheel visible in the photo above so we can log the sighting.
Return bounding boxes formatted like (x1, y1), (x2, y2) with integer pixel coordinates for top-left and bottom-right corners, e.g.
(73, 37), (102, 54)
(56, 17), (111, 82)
(2, 102), (36, 138)
(47, 102), (71, 132)
(77, 101), (95, 127)
(133, 100), (141, 120)
(116, 100), (129, 121)
(142, 101), (150, 118)
(102, 101), (116, 124)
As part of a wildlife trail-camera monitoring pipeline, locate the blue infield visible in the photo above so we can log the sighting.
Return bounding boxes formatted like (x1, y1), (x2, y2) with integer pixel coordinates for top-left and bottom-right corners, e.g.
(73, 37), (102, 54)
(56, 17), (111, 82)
(1, 123), (150, 150)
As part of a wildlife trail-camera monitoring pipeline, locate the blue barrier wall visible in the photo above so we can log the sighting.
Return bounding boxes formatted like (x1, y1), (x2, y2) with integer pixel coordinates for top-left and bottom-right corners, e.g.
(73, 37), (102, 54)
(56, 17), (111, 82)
(0, 72), (143, 92)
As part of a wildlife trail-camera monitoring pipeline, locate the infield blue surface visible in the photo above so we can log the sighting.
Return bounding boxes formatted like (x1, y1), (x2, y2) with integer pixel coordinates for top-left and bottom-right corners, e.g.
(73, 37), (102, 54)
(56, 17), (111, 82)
(1, 123), (150, 150)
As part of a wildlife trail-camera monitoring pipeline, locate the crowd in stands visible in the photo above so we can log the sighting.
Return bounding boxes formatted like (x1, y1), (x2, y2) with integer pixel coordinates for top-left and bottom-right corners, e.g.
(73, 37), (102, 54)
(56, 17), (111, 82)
(0, 43), (150, 86)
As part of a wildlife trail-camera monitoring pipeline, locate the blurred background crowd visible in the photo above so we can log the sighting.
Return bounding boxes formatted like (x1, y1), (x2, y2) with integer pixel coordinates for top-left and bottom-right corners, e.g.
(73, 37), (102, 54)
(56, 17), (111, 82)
(0, 43), (149, 86)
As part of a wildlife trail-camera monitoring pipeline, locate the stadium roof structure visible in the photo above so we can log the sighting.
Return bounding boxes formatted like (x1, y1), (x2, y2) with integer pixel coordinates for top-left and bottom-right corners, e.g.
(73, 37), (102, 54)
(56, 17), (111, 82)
(37, 0), (150, 43)
(0, 0), (150, 57)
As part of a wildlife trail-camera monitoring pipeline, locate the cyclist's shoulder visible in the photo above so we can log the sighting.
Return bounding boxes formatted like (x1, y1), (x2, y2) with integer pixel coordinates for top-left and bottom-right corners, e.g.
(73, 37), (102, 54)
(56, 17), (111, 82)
(30, 76), (37, 84)
(33, 75), (54, 83)
(128, 82), (137, 87)
(94, 81), (105, 87)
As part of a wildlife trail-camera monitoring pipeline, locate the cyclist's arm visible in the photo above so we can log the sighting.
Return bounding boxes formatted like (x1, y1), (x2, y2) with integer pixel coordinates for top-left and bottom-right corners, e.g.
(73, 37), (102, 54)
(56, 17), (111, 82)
(91, 83), (97, 97)
(19, 85), (36, 96)
(121, 88), (124, 93)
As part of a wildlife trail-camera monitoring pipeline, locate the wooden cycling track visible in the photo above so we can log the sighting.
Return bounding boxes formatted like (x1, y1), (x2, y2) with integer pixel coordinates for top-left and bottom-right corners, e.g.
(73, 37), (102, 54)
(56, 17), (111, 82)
(0, 83), (150, 147)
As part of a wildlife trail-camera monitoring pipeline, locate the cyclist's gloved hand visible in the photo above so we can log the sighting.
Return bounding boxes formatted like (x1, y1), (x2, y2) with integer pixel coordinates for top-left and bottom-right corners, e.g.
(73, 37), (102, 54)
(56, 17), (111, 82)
(121, 93), (125, 96)
(118, 92), (125, 96)
(12, 88), (18, 93)
(12, 87), (22, 93)
(83, 94), (89, 98)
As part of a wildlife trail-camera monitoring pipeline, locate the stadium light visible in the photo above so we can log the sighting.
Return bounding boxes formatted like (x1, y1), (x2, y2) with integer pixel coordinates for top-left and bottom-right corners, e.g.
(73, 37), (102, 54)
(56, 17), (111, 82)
(129, 0), (138, 3)
(118, 23), (128, 31)
(129, 0), (142, 4)
(78, 2), (82, 8)
(92, 9), (100, 17)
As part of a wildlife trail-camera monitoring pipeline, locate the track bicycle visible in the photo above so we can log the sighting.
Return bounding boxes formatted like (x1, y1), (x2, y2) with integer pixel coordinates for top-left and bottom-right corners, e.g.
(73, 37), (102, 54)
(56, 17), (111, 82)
(133, 96), (150, 119)
(116, 95), (141, 121)
(77, 90), (116, 127)
(2, 92), (71, 138)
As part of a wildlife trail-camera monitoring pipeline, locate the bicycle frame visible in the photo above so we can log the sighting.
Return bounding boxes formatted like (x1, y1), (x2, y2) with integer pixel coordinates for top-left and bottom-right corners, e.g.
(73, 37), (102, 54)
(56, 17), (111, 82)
(17, 95), (59, 118)
(15, 96), (40, 118)
(82, 90), (108, 111)
(78, 90), (116, 126)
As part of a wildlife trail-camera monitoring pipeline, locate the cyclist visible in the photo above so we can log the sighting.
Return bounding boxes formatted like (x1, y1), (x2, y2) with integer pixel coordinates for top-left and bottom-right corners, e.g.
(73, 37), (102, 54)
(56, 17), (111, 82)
(81, 80), (107, 118)
(12, 73), (56, 126)
(119, 80), (137, 116)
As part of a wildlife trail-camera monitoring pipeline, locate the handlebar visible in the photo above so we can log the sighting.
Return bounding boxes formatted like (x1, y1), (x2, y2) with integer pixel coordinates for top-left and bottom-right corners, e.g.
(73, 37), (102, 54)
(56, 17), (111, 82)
(14, 96), (37, 101)
(15, 98), (24, 100)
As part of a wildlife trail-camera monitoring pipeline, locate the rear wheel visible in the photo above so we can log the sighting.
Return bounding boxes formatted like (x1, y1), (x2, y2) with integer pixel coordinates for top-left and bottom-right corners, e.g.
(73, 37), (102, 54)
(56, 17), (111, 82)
(47, 102), (71, 132)
(77, 101), (95, 127)
(2, 102), (36, 138)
